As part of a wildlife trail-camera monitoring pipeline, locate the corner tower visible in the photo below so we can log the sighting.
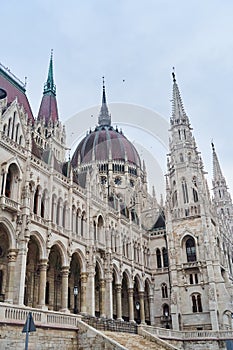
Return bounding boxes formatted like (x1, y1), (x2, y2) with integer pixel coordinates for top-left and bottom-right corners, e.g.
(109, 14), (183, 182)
(33, 51), (66, 163)
(166, 72), (232, 332)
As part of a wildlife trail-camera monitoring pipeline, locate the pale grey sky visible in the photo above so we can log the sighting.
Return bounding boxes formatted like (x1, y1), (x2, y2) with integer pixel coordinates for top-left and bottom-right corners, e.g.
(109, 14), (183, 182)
(1, 0), (233, 195)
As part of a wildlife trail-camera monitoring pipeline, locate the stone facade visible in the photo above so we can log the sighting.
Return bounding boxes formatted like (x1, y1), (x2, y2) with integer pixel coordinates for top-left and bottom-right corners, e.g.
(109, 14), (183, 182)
(0, 54), (232, 344)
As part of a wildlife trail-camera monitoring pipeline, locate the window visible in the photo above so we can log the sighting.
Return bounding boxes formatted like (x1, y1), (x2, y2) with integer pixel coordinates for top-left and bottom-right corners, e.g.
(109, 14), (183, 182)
(182, 179), (189, 204)
(156, 249), (162, 268)
(186, 238), (196, 262)
(162, 248), (168, 267)
(161, 283), (168, 298)
(192, 294), (202, 313)
(193, 188), (198, 202)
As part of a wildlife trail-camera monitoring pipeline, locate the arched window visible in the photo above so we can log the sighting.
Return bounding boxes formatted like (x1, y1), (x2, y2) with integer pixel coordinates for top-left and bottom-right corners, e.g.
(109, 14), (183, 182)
(156, 249), (162, 268)
(163, 304), (169, 316)
(161, 283), (168, 298)
(7, 118), (12, 138)
(33, 186), (40, 214)
(182, 179), (189, 204)
(15, 123), (20, 143)
(192, 294), (202, 313)
(186, 237), (196, 262)
(172, 190), (178, 207)
(41, 191), (45, 218)
(162, 247), (168, 267)
(193, 188), (198, 202)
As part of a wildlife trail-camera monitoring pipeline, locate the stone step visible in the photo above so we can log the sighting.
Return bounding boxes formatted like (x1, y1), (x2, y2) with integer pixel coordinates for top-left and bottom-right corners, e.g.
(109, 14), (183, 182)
(103, 331), (169, 350)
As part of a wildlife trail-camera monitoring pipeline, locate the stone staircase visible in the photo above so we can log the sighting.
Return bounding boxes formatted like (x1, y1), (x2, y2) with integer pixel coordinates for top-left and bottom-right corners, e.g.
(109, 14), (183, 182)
(103, 331), (176, 350)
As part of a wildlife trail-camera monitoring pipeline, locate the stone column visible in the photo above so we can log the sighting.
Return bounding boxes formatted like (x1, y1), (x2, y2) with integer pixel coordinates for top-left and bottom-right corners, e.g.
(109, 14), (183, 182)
(80, 272), (88, 314)
(5, 250), (17, 303)
(100, 279), (106, 318)
(14, 239), (28, 305)
(149, 295), (155, 325)
(139, 291), (146, 324)
(105, 275), (113, 319)
(60, 266), (69, 312)
(38, 259), (48, 309)
(87, 270), (95, 316)
(128, 288), (134, 322)
(116, 284), (122, 320)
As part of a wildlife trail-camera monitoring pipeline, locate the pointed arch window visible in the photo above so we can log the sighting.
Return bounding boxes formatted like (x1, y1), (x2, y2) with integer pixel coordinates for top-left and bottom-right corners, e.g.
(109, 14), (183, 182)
(156, 249), (162, 268)
(33, 186), (40, 214)
(172, 190), (178, 207)
(192, 293), (202, 313)
(161, 283), (168, 298)
(186, 237), (196, 262)
(182, 179), (189, 204)
(162, 247), (168, 267)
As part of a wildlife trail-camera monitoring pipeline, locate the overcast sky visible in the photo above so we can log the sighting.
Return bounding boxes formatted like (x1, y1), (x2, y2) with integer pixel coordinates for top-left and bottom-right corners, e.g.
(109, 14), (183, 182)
(1, 0), (233, 195)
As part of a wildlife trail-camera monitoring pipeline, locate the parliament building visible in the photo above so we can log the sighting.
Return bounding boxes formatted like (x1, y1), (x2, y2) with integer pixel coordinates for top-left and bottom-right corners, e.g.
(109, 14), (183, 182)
(0, 53), (233, 341)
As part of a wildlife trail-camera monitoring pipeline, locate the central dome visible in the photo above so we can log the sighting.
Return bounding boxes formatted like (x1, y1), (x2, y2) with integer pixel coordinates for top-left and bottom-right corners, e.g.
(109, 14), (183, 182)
(71, 81), (141, 170)
(72, 125), (141, 168)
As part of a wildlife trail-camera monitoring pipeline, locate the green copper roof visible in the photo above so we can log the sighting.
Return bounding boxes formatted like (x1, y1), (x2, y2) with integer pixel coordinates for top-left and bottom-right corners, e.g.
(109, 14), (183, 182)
(43, 50), (56, 95)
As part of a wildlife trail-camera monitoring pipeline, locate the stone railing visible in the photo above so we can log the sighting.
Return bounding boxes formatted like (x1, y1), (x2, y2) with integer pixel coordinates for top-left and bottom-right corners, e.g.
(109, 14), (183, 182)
(0, 303), (81, 330)
(0, 195), (21, 212)
(82, 315), (138, 334)
(141, 324), (233, 341)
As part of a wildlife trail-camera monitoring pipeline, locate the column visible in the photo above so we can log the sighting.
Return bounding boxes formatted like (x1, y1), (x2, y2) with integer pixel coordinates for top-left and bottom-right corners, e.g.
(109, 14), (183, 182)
(14, 240), (28, 305)
(5, 250), (17, 303)
(80, 272), (88, 314)
(86, 270), (95, 316)
(128, 288), (135, 322)
(139, 291), (145, 324)
(60, 266), (69, 312)
(100, 279), (106, 318)
(116, 284), (122, 320)
(149, 295), (155, 325)
(105, 275), (113, 319)
(38, 259), (47, 309)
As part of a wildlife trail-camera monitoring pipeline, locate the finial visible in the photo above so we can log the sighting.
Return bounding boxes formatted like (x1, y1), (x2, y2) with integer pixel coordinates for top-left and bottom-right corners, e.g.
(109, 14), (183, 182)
(211, 140), (215, 151)
(102, 76), (105, 87)
(172, 67), (176, 82)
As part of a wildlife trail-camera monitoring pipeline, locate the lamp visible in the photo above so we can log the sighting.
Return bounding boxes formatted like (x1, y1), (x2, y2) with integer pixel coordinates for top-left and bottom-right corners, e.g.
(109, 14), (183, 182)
(73, 285), (78, 314)
(135, 301), (140, 310)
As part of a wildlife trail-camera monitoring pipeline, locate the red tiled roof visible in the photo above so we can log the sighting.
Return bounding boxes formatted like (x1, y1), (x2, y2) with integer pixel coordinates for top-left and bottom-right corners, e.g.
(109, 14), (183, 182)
(38, 93), (59, 124)
(0, 67), (34, 123)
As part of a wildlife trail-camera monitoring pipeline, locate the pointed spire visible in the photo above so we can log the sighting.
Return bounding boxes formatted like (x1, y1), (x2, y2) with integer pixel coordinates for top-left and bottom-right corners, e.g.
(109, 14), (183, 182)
(171, 69), (189, 124)
(43, 49), (56, 95)
(98, 76), (111, 126)
(38, 51), (59, 124)
(212, 142), (224, 181)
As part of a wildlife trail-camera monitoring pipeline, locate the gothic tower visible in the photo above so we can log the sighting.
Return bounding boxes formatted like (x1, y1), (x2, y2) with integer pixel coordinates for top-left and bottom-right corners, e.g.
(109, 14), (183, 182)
(166, 72), (232, 331)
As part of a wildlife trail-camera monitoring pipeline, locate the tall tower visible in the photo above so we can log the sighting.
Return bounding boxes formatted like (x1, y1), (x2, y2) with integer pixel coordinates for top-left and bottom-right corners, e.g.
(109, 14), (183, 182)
(212, 143), (233, 278)
(33, 51), (66, 163)
(166, 72), (232, 331)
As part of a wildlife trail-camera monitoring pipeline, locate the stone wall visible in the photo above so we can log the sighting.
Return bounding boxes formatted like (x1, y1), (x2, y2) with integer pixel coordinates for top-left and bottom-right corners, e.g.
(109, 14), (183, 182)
(0, 324), (78, 350)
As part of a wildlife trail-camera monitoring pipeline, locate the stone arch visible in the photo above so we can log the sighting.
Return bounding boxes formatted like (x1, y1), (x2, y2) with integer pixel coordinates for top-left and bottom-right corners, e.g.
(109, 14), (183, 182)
(4, 162), (21, 201)
(222, 310), (232, 330)
(0, 218), (16, 249)
(29, 231), (47, 259)
(50, 240), (69, 267)
(134, 273), (143, 292)
(112, 263), (121, 285)
(24, 235), (41, 307)
(72, 248), (86, 273)
(121, 268), (133, 288)
(144, 278), (152, 325)
(180, 232), (198, 263)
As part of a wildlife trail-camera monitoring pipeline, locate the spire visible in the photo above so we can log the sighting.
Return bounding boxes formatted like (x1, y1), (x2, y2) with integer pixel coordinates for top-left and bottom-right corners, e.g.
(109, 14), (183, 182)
(171, 69), (189, 124)
(212, 142), (224, 182)
(43, 49), (56, 95)
(98, 77), (111, 126)
(38, 51), (59, 124)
